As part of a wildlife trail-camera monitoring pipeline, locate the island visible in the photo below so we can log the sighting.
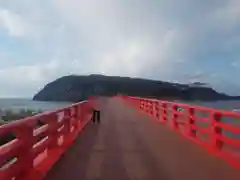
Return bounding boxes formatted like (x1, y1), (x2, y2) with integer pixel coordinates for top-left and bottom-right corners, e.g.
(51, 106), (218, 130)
(33, 74), (240, 102)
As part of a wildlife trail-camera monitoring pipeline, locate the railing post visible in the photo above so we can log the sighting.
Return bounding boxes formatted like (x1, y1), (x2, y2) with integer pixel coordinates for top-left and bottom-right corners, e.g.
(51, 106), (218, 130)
(77, 104), (82, 128)
(70, 106), (77, 131)
(155, 101), (160, 120)
(211, 112), (224, 151)
(149, 101), (153, 116)
(145, 100), (149, 113)
(143, 100), (146, 112)
(138, 99), (141, 109)
(187, 107), (197, 137)
(171, 105), (179, 130)
(140, 100), (144, 110)
(144, 100), (146, 112)
(63, 109), (71, 145)
(48, 114), (61, 149)
(161, 103), (167, 123)
(16, 124), (34, 177)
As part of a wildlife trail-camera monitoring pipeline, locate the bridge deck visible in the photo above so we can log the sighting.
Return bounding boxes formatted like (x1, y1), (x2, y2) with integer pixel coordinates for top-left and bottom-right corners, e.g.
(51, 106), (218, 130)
(44, 98), (240, 180)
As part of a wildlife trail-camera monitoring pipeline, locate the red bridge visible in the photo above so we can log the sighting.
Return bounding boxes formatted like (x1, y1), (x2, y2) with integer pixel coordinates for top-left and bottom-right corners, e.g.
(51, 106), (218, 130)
(1, 96), (240, 180)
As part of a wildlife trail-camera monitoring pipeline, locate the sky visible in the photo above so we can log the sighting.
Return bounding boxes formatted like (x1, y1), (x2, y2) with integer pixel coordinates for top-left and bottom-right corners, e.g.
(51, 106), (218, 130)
(0, 0), (240, 97)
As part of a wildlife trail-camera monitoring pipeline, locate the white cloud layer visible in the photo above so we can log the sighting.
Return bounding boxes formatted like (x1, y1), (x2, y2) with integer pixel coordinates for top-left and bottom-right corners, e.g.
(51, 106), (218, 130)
(0, 8), (27, 37)
(0, 0), (240, 97)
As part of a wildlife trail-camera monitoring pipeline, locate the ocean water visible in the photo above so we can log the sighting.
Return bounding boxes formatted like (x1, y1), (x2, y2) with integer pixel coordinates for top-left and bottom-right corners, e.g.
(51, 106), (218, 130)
(0, 98), (240, 139)
(0, 98), (72, 112)
(1, 98), (240, 111)
(176, 100), (240, 111)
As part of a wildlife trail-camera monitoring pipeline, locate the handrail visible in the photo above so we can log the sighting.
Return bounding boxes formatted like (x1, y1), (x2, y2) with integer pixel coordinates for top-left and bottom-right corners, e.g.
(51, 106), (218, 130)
(120, 95), (240, 168)
(0, 99), (94, 180)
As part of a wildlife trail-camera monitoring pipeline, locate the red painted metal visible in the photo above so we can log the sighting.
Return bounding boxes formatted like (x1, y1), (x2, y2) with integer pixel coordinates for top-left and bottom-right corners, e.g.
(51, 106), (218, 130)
(0, 100), (93, 180)
(119, 95), (240, 168)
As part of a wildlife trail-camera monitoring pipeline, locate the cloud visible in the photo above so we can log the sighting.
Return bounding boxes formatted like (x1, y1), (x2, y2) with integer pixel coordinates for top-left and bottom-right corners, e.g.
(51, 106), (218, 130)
(50, 0), (188, 77)
(0, 0), (240, 96)
(0, 59), (87, 97)
(0, 7), (27, 37)
(231, 61), (240, 68)
(212, 0), (240, 30)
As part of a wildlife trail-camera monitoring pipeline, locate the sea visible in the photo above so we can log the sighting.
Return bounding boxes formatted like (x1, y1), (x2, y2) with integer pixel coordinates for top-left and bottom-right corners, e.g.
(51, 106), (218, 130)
(1, 98), (240, 113)
(176, 100), (240, 111)
(0, 98), (72, 112)
(0, 98), (240, 138)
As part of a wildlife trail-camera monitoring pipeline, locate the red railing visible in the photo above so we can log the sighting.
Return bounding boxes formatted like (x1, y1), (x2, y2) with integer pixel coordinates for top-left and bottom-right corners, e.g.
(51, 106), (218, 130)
(0, 99), (94, 180)
(120, 96), (240, 168)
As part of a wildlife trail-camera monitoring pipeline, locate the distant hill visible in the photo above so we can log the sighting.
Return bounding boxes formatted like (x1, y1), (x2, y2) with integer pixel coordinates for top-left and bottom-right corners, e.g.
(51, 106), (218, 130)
(33, 74), (240, 102)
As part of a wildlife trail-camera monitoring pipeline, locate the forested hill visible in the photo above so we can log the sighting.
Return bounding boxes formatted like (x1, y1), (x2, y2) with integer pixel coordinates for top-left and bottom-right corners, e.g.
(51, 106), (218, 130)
(33, 75), (240, 102)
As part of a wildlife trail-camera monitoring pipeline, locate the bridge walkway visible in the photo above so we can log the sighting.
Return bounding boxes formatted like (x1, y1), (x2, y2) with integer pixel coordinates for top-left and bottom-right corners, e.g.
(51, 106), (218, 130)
(44, 98), (240, 180)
